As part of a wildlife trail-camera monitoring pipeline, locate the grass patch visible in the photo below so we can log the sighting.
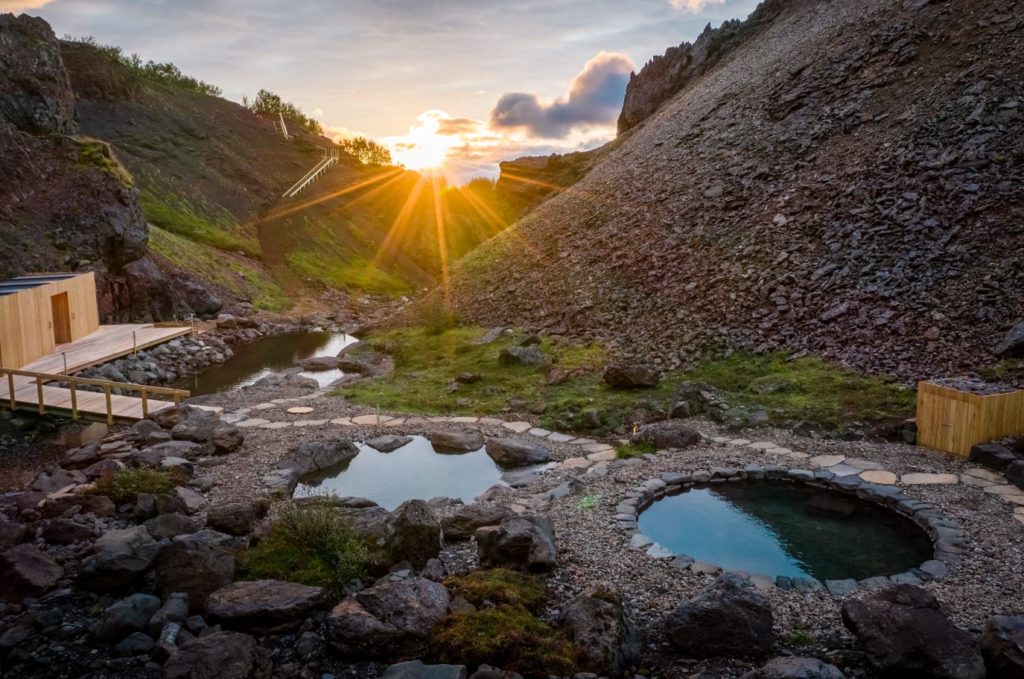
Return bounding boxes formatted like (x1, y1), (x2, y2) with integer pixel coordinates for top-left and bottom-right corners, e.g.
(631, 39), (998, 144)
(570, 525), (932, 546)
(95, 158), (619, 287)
(430, 605), (576, 678)
(75, 137), (134, 188)
(445, 569), (546, 612)
(575, 493), (601, 510)
(286, 250), (410, 297)
(238, 502), (369, 599)
(615, 441), (656, 459)
(337, 326), (914, 436)
(141, 190), (260, 257)
(783, 630), (815, 647)
(88, 469), (176, 504)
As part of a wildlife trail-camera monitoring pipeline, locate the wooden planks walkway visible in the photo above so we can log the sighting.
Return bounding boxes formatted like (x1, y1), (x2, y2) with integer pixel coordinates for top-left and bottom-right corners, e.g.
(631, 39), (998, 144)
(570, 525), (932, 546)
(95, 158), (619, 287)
(0, 324), (193, 423)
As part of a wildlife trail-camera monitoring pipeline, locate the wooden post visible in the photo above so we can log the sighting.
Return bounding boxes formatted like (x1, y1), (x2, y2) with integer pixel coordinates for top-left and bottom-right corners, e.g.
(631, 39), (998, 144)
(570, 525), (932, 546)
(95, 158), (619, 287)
(104, 386), (113, 425)
(36, 378), (44, 414)
(133, 331), (138, 357)
(174, 393), (181, 406)
(70, 381), (79, 420)
(140, 388), (148, 418)
(7, 372), (14, 410)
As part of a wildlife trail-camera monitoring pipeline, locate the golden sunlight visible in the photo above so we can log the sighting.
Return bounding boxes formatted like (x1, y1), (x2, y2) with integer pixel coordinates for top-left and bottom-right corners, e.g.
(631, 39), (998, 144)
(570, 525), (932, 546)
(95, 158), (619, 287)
(384, 110), (458, 172)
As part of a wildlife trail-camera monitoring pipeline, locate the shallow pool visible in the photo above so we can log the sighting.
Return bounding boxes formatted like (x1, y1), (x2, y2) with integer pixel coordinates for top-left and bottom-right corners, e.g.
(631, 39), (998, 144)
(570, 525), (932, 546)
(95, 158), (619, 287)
(637, 481), (933, 581)
(292, 436), (505, 510)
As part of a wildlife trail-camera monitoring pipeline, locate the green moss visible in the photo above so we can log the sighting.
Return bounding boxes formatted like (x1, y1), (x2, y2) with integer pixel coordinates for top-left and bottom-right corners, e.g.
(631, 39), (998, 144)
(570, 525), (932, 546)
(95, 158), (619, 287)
(430, 605), (576, 678)
(445, 569), (546, 613)
(783, 630), (815, 647)
(238, 503), (369, 598)
(141, 190), (260, 257)
(88, 469), (177, 504)
(616, 441), (656, 459)
(574, 493), (601, 510)
(286, 250), (410, 297)
(75, 137), (134, 188)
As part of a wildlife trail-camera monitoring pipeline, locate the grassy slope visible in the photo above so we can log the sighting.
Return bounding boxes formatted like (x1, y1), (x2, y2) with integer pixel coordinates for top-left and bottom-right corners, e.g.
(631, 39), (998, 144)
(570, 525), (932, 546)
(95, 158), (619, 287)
(338, 326), (915, 435)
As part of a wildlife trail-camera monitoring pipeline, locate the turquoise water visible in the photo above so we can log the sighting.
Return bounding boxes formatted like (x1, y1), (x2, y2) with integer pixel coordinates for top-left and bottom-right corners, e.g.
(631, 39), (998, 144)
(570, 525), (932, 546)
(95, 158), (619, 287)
(637, 482), (932, 580)
(293, 436), (504, 510)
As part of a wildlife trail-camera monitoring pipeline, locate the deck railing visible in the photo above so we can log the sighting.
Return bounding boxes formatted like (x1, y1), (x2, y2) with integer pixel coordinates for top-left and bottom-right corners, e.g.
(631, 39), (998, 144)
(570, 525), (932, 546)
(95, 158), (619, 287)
(0, 367), (190, 425)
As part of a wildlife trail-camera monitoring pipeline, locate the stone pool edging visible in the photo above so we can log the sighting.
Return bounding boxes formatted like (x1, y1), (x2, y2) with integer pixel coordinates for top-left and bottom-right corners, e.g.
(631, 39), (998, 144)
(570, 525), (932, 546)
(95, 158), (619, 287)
(615, 465), (965, 596)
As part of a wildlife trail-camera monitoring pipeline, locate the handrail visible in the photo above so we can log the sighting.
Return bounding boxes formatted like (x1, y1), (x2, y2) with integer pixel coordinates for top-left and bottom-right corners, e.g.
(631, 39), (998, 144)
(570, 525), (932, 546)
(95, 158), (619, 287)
(0, 367), (189, 424)
(282, 148), (340, 198)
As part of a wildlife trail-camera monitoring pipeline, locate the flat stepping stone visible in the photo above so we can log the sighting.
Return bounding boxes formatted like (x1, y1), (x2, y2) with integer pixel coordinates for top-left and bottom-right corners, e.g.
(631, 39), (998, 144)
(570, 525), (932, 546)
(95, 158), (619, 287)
(808, 455), (845, 467)
(764, 446), (792, 455)
(859, 470), (898, 485)
(287, 406), (314, 414)
(984, 484), (1024, 498)
(351, 414), (391, 425)
(293, 419), (328, 427)
(330, 418), (352, 425)
(711, 436), (731, 443)
(220, 414), (244, 423)
(845, 457), (884, 471)
(748, 442), (776, 450)
(547, 432), (574, 443)
(502, 421), (532, 433)
(646, 544), (674, 559)
(581, 443), (614, 454)
(960, 474), (996, 488)
(571, 438), (596, 445)
(237, 419), (270, 428)
(556, 457), (593, 470)
(1015, 513), (1024, 526)
(964, 467), (1006, 483)
(690, 562), (722, 575)
(749, 574), (776, 590)
(385, 418), (405, 426)
(785, 451), (809, 459)
(253, 403), (277, 410)
(828, 463), (862, 477)
(727, 439), (752, 446)
(427, 417), (450, 423)
(528, 428), (551, 437)
(586, 450), (616, 462)
(261, 421), (292, 430)
(901, 473), (959, 485)
(629, 533), (653, 550)
(449, 416), (479, 423)
(479, 418), (505, 426)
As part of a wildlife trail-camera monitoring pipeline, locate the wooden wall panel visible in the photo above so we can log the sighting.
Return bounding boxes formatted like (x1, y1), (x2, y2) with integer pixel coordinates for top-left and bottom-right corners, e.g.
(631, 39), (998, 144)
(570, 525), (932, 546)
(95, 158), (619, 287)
(917, 381), (1024, 457)
(0, 273), (100, 368)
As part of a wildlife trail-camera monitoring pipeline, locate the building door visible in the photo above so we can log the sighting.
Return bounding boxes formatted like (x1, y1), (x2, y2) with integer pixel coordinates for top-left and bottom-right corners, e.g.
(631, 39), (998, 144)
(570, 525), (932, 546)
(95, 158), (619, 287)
(50, 293), (72, 345)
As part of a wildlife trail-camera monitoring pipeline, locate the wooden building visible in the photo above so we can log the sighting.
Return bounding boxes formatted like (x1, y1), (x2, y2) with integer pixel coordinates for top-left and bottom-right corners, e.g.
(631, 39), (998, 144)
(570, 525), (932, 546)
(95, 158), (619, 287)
(0, 273), (100, 369)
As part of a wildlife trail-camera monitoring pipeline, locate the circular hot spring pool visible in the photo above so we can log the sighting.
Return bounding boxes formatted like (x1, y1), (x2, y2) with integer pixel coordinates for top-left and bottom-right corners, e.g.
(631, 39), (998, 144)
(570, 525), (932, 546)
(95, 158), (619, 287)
(637, 481), (934, 581)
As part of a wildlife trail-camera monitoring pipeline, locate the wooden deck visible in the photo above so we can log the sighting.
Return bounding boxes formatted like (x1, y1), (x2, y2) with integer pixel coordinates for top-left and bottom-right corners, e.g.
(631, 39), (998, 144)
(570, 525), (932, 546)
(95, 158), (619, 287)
(0, 324), (193, 422)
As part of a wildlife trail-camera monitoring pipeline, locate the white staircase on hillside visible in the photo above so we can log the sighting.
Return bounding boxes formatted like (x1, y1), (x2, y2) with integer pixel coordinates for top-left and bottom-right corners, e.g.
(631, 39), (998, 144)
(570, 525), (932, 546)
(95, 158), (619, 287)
(282, 147), (339, 198)
(273, 111), (290, 140)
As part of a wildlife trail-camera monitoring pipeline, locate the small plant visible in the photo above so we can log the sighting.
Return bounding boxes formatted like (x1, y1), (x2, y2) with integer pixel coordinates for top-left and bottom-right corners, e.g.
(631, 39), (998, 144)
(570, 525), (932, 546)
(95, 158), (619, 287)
(445, 569), (546, 612)
(575, 493), (601, 510)
(88, 469), (177, 504)
(430, 605), (577, 678)
(615, 441), (656, 459)
(784, 630), (815, 647)
(239, 502), (369, 598)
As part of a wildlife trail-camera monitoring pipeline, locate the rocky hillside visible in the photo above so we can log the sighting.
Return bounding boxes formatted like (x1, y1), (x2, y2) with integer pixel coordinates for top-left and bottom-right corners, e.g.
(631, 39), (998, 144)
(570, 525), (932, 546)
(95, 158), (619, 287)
(0, 14), (220, 321)
(424, 0), (1024, 380)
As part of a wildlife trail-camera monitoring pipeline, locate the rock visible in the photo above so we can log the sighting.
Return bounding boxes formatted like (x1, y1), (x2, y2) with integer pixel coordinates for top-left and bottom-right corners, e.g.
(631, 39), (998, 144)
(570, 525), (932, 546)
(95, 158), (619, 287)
(206, 500), (259, 536)
(468, 666), (523, 679)
(741, 657), (846, 679)
(39, 518), (94, 545)
(0, 14), (76, 135)
(149, 592), (190, 636)
(94, 525), (155, 556)
(83, 458), (126, 480)
(841, 585), (984, 679)
(145, 513), (199, 540)
(382, 660), (468, 678)
(484, 437), (551, 467)
(114, 631), (155, 656)
(327, 577), (450, 659)
(210, 423), (244, 455)
(170, 407), (243, 455)
(62, 442), (101, 469)
(30, 468), (87, 493)
(0, 543), (64, 602)
(429, 429), (485, 452)
(632, 421), (702, 449)
(442, 505), (515, 541)
(0, 517), (26, 548)
(0, 625), (31, 651)
(388, 500), (442, 568)
(135, 440), (206, 464)
(39, 492), (115, 518)
(475, 516), (557, 571)
(207, 579), (327, 633)
(560, 582), (639, 677)
(980, 615), (1024, 679)
(155, 532), (236, 611)
(77, 552), (152, 592)
(969, 443), (1018, 471)
(995, 321), (1024, 357)
(94, 593), (162, 642)
(497, 346), (549, 367)
(1006, 461), (1024, 491)
(665, 572), (774, 659)
(366, 435), (414, 452)
(603, 364), (662, 388)
(298, 355), (341, 371)
(162, 630), (271, 679)
(286, 438), (359, 474)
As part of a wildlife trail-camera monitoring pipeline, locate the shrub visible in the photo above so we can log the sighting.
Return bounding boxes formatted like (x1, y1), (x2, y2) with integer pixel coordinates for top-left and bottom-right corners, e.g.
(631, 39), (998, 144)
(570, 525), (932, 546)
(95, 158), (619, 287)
(239, 502), (369, 598)
(430, 605), (576, 678)
(88, 469), (177, 504)
(445, 569), (546, 612)
(615, 441), (656, 459)
(64, 35), (221, 96)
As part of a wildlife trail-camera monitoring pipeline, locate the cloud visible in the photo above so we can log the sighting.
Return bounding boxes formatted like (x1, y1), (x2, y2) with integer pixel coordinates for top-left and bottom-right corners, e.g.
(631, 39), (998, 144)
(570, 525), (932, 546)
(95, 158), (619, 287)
(669, 0), (726, 12)
(490, 51), (634, 138)
(0, 0), (55, 11)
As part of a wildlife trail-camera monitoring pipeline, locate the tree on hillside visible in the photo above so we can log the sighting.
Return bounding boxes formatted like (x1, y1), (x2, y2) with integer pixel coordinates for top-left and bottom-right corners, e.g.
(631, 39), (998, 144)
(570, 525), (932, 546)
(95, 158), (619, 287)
(245, 88), (323, 135)
(337, 136), (393, 166)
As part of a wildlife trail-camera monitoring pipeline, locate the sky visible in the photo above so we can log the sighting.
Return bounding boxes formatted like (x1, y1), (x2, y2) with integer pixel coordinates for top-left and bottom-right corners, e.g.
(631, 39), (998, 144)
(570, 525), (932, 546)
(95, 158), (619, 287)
(7, 0), (761, 182)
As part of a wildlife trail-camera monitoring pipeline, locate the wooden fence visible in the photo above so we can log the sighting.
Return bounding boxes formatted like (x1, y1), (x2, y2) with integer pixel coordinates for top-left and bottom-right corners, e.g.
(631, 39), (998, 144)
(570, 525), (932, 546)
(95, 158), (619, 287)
(916, 381), (1024, 457)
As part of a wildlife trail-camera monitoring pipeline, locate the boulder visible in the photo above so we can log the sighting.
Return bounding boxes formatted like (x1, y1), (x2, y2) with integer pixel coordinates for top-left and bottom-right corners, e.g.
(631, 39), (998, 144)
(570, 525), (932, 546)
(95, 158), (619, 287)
(39, 493), (115, 518)
(286, 438), (359, 474)
(210, 423), (244, 455)
(298, 355), (341, 371)
(162, 630), (271, 679)
(207, 579), (327, 633)
(382, 660), (468, 679)
(83, 458), (126, 480)
(1006, 461), (1024, 491)
(170, 407), (243, 455)
(134, 440), (206, 465)
(114, 631), (155, 656)
(980, 615), (1024, 679)
(94, 525), (155, 556)
(442, 505), (515, 541)
(665, 573), (773, 659)
(468, 666), (523, 679)
(484, 438), (551, 468)
(206, 500), (259, 536)
(603, 364), (662, 388)
(969, 443), (1018, 471)
(632, 421), (702, 450)
(62, 443), (101, 469)
(740, 657), (846, 679)
(77, 552), (152, 593)
(155, 532), (236, 611)
(841, 585), (984, 679)
(148, 592), (190, 637)
(327, 577), (450, 659)
(145, 513), (199, 540)
(94, 593), (162, 642)
(497, 346), (549, 367)
(0, 517), (26, 548)
(388, 500), (442, 568)
(0, 543), (64, 602)
(366, 435), (414, 453)
(560, 582), (639, 677)
(475, 516), (557, 571)
(40, 518), (94, 545)
(338, 349), (390, 376)
(428, 429), (485, 452)
(29, 468), (86, 495)
(995, 321), (1024, 357)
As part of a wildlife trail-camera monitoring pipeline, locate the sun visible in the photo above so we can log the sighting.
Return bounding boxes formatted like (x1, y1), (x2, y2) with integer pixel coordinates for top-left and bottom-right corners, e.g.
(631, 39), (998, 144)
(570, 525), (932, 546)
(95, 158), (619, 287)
(385, 111), (457, 171)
